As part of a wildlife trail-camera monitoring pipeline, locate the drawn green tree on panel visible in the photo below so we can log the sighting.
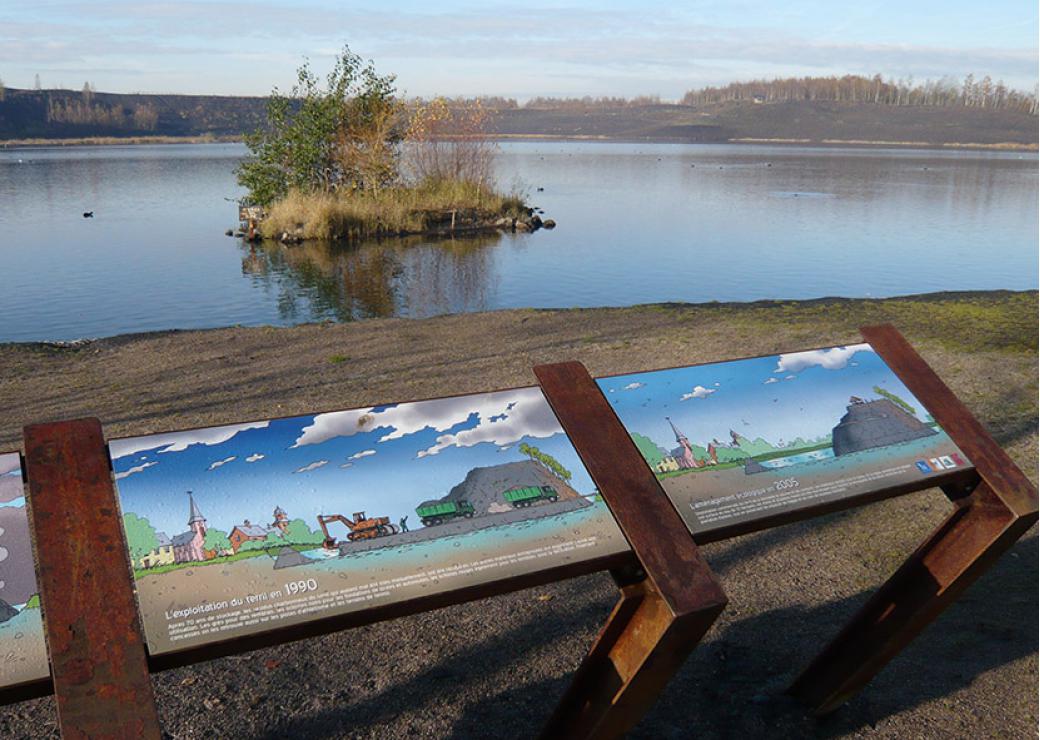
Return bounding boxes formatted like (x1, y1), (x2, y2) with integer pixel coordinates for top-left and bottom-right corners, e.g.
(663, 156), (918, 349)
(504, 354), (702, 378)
(630, 433), (667, 467)
(203, 528), (232, 553)
(283, 518), (325, 545)
(123, 513), (159, 564)
(518, 443), (572, 483)
(873, 386), (916, 416)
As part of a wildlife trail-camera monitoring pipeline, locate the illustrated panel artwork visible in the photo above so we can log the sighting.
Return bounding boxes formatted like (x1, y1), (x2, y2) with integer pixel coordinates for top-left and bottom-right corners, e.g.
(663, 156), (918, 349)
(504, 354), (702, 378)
(599, 343), (973, 536)
(110, 388), (629, 656)
(0, 453), (49, 690)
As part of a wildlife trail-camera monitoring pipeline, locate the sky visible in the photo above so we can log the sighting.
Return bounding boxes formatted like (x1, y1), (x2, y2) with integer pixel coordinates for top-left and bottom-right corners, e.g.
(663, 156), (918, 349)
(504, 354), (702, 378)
(2, 1), (1036, 99)
(599, 344), (931, 454)
(109, 387), (596, 538)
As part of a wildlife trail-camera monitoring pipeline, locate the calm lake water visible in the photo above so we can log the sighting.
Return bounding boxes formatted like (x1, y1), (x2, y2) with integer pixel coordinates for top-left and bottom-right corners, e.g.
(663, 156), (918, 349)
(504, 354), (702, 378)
(1, 142), (1036, 342)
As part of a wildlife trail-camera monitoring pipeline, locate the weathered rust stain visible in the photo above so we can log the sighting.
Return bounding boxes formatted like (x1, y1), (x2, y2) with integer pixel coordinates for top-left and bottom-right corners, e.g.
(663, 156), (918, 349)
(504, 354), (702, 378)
(24, 418), (162, 739)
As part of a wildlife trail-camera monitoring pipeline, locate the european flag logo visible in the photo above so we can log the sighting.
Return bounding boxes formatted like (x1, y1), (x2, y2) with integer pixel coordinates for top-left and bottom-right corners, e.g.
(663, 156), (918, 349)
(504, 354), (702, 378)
(915, 460), (932, 475)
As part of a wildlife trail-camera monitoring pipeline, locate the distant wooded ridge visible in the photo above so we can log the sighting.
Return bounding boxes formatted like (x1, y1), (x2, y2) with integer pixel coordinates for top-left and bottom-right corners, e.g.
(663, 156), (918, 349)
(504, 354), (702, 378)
(0, 73), (1036, 147)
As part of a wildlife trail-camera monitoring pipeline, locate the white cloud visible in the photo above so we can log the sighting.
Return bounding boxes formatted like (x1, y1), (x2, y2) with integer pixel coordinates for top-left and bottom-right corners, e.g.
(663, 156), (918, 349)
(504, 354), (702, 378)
(293, 460), (328, 474)
(245, 453), (265, 463)
(763, 377), (779, 384)
(774, 344), (873, 374)
(348, 449), (376, 460)
(622, 382), (645, 391)
(109, 421), (269, 460)
(293, 387), (563, 459)
(115, 461), (158, 480)
(784, 375), (796, 381)
(207, 456), (236, 471)
(338, 462), (354, 469)
(680, 385), (716, 401)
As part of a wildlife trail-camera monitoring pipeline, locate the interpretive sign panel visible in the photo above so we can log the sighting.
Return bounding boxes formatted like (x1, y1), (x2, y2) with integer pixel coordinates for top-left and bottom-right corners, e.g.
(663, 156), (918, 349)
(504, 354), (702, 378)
(599, 343), (973, 537)
(0, 453), (49, 690)
(110, 388), (628, 656)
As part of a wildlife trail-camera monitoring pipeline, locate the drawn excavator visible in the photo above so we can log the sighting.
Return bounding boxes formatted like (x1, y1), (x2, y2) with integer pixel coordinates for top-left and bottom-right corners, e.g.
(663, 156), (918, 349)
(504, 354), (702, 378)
(317, 512), (398, 549)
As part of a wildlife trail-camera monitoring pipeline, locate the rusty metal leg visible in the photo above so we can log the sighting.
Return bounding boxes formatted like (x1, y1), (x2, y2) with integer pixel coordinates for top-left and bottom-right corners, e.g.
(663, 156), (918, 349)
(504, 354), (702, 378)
(788, 481), (1036, 715)
(533, 360), (727, 738)
(540, 570), (724, 740)
(23, 418), (162, 740)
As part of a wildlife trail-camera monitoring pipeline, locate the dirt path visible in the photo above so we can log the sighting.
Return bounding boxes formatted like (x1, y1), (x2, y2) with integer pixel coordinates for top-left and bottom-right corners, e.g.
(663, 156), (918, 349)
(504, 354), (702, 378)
(0, 291), (1035, 739)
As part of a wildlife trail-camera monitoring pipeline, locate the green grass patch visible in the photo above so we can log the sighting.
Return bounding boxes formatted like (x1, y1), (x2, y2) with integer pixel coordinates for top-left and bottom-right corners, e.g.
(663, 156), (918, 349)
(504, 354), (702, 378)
(132, 544), (317, 579)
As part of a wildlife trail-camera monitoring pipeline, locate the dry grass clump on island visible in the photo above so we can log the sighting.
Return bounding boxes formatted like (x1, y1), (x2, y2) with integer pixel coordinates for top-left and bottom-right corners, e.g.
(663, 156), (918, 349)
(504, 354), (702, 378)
(260, 179), (528, 241)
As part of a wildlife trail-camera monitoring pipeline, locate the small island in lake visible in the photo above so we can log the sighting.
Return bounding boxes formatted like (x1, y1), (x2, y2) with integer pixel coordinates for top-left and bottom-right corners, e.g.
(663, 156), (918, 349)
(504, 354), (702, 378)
(235, 47), (553, 244)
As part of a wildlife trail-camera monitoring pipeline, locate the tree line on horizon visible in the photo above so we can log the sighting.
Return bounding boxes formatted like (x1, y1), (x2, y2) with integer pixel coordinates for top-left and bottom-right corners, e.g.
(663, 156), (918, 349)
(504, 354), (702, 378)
(680, 73), (1038, 114)
(410, 73), (1038, 115)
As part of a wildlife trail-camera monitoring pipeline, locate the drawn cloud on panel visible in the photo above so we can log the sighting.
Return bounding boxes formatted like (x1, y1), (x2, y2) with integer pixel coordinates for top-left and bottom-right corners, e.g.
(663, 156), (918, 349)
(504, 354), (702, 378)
(293, 388), (562, 458)
(774, 344), (873, 374)
(207, 456), (236, 471)
(415, 390), (563, 458)
(348, 449), (376, 460)
(293, 460), (329, 474)
(115, 461), (158, 480)
(622, 382), (645, 391)
(245, 453), (265, 463)
(110, 421), (270, 460)
(680, 385), (716, 401)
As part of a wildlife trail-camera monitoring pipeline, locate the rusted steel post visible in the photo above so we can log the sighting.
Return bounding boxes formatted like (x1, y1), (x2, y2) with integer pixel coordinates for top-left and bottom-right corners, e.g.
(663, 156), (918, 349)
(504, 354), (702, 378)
(535, 361), (727, 739)
(23, 418), (161, 740)
(788, 324), (1038, 714)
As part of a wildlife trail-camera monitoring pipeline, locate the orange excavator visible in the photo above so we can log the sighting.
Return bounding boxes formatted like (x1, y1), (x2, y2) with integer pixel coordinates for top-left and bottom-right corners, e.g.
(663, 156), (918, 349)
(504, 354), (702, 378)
(317, 512), (399, 549)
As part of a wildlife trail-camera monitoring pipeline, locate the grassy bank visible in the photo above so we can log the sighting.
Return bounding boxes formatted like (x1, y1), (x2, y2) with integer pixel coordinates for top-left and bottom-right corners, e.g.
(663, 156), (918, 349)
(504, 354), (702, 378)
(259, 180), (530, 241)
(0, 134), (241, 148)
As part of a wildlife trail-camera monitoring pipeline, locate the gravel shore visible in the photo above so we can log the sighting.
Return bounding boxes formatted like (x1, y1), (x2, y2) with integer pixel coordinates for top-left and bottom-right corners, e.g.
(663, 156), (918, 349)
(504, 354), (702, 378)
(0, 291), (1035, 739)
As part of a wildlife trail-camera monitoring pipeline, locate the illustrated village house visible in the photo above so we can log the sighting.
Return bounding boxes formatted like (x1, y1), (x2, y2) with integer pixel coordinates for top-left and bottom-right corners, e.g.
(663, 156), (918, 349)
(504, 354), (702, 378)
(137, 532), (175, 570)
(229, 506), (290, 553)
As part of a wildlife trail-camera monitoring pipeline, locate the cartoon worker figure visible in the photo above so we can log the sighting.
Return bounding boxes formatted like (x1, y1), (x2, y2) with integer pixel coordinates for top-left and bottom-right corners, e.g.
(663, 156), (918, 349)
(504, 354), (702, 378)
(399, 515), (409, 533)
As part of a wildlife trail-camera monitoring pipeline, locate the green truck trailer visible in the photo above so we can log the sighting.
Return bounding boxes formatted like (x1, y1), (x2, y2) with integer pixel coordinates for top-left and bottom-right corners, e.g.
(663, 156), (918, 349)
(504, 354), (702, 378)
(416, 499), (475, 526)
(503, 485), (559, 508)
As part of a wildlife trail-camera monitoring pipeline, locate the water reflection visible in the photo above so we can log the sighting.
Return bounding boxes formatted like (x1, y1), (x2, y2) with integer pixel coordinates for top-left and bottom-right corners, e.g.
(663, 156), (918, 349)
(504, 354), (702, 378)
(240, 232), (503, 322)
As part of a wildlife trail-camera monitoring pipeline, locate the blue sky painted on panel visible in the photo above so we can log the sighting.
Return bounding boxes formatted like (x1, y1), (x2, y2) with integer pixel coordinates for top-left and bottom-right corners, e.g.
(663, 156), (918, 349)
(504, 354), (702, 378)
(110, 388), (595, 538)
(2, 1), (1035, 97)
(598, 344), (931, 455)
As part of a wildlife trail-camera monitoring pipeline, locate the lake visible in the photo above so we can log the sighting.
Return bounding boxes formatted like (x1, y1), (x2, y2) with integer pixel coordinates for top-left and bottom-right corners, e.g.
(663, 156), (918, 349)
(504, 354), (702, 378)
(1, 142), (1036, 342)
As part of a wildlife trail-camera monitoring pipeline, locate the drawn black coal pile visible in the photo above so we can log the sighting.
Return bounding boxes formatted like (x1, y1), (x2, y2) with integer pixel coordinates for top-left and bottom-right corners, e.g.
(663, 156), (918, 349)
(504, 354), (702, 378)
(831, 398), (936, 456)
(441, 460), (586, 515)
(325, 460), (592, 559)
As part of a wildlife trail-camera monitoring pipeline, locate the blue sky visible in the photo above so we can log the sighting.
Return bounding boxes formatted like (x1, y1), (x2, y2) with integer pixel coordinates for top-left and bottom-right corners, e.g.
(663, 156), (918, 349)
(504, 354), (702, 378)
(109, 387), (595, 538)
(599, 344), (931, 454)
(2, 1), (1036, 98)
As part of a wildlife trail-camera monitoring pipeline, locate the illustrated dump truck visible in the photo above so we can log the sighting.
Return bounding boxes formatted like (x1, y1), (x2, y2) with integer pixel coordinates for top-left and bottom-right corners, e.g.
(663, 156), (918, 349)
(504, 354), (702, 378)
(317, 512), (398, 549)
(415, 500), (475, 526)
(503, 485), (559, 508)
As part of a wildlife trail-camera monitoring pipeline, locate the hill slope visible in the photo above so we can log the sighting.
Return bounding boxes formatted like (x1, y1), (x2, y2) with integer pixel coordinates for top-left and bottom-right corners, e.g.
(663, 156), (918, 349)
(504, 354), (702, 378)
(1, 88), (1035, 148)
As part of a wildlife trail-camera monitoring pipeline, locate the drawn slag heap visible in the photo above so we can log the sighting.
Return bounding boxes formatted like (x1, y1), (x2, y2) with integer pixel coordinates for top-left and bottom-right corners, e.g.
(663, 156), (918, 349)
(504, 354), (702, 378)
(831, 397), (936, 456)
